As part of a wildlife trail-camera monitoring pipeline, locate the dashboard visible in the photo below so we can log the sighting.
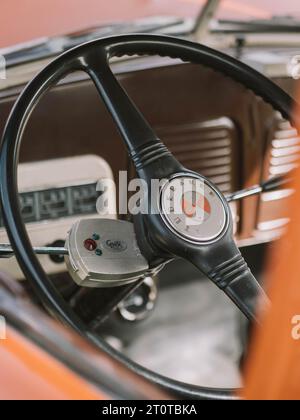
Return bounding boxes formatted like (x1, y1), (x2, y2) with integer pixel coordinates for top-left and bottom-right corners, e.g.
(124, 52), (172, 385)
(0, 155), (116, 278)
(0, 55), (299, 280)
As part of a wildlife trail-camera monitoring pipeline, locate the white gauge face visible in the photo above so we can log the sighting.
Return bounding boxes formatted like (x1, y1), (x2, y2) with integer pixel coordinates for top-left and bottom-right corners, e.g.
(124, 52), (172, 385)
(160, 175), (227, 243)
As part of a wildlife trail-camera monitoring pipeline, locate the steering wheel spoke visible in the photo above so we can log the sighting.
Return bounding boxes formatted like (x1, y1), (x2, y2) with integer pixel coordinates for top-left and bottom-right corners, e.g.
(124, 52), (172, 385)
(188, 241), (270, 324)
(83, 48), (182, 179)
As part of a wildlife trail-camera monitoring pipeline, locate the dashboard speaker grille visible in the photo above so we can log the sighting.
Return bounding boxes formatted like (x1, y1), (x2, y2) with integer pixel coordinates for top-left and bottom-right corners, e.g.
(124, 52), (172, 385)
(157, 117), (238, 194)
(257, 113), (300, 235)
(267, 113), (300, 178)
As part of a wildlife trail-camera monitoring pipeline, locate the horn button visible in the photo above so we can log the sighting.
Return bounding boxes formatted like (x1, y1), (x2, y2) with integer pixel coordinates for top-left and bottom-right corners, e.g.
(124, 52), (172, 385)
(160, 174), (228, 244)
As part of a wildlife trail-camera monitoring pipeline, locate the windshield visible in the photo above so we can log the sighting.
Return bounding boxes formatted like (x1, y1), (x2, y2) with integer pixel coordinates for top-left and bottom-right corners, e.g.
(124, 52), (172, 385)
(215, 0), (300, 20)
(1, 0), (300, 49)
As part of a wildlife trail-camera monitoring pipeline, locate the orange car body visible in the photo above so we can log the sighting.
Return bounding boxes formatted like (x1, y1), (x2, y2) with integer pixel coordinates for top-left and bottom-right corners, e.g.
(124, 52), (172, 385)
(0, 329), (103, 400)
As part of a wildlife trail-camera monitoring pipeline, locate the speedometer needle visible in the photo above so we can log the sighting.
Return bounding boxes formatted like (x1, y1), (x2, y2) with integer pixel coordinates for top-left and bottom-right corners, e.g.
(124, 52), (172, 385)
(182, 195), (210, 217)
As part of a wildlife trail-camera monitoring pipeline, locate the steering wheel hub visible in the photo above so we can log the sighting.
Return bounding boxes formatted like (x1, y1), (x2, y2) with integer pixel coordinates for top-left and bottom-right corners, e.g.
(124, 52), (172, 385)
(160, 174), (228, 244)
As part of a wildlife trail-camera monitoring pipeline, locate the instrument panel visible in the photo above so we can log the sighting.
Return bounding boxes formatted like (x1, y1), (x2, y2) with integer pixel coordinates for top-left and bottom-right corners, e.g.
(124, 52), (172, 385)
(0, 182), (101, 227)
(0, 155), (116, 278)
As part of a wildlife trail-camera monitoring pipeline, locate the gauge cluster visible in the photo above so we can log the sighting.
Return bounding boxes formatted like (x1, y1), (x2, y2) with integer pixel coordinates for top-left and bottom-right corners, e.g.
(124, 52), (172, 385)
(0, 182), (101, 228)
(160, 175), (228, 244)
(0, 155), (116, 279)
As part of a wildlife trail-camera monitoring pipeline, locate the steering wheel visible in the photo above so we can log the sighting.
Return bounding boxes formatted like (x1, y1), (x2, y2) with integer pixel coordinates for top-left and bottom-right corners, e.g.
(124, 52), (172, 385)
(0, 34), (298, 400)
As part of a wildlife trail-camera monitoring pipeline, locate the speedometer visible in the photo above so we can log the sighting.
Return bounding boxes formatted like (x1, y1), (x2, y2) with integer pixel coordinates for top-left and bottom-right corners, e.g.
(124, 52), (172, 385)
(160, 174), (228, 244)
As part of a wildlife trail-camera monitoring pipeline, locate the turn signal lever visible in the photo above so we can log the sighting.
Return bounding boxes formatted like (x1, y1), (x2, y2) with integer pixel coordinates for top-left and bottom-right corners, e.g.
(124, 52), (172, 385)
(226, 174), (293, 202)
(0, 244), (68, 259)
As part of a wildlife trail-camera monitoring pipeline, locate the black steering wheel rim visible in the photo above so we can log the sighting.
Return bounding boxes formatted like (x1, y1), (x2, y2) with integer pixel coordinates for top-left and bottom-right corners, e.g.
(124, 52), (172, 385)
(0, 34), (297, 400)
